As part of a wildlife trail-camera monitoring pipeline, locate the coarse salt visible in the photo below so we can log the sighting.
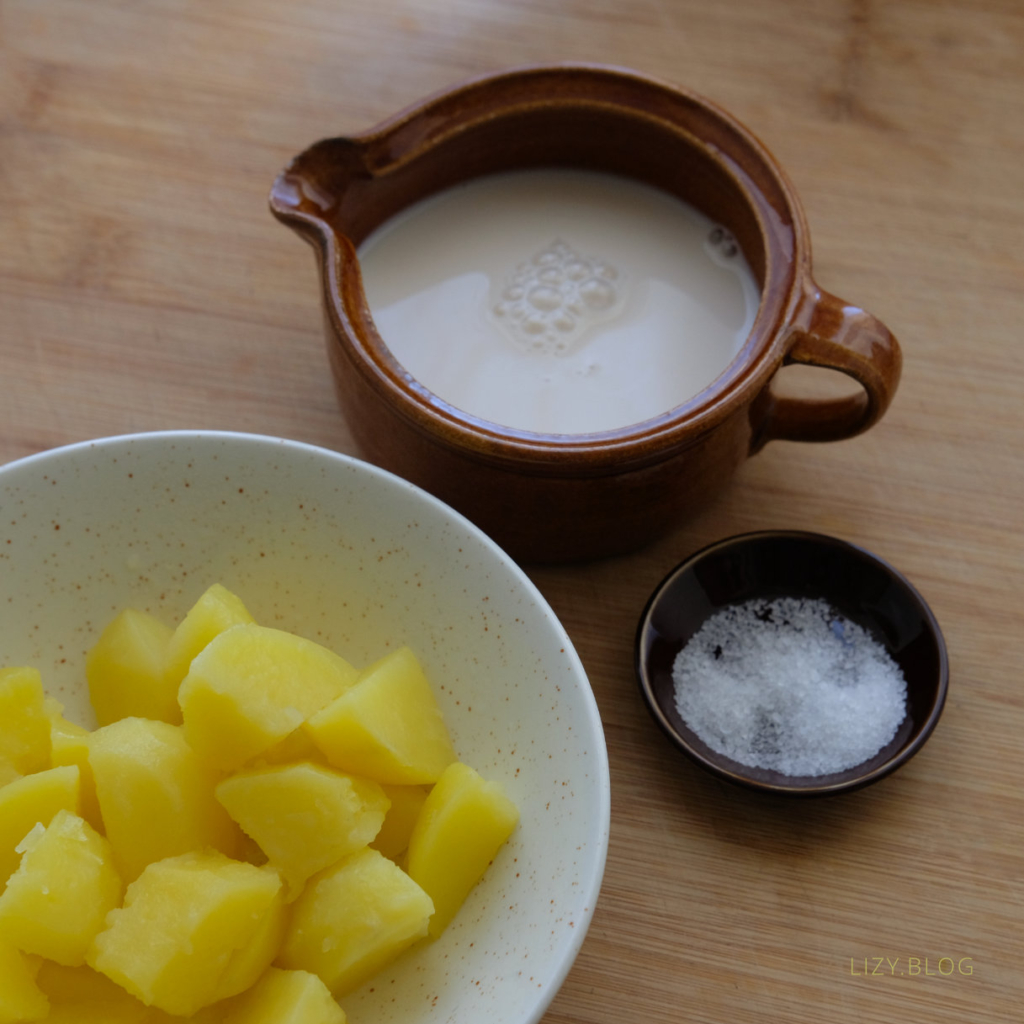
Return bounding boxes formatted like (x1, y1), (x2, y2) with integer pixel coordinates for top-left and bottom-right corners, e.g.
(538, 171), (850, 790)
(672, 596), (907, 777)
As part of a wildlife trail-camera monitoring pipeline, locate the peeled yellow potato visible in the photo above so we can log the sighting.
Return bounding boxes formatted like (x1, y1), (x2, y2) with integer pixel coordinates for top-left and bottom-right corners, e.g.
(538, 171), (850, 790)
(36, 962), (183, 1023)
(249, 727), (326, 768)
(89, 718), (242, 882)
(406, 761), (519, 938)
(0, 940), (48, 1024)
(45, 1002), (149, 1023)
(6, 582), (519, 1019)
(179, 625), (358, 772)
(305, 647), (457, 785)
(36, 960), (145, 1006)
(162, 583), (254, 693)
(214, 967), (347, 1024)
(276, 846), (433, 996)
(0, 667), (51, 777)
(46, 706), (103, 834)
(0, 765), (80, 891)
(216, 762), (389, 898)
(0, 810), (123, 966)
(371, 784), (430, 861)
(86, 609), (176, 727)
(209, 884), (289, 1007)
(45, 1002), (164, 1023)
(87, 850), (284, 1017)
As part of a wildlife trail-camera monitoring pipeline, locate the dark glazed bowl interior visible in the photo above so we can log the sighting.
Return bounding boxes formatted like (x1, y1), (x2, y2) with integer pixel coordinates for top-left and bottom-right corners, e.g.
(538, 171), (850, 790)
(635, 531), (948, 796)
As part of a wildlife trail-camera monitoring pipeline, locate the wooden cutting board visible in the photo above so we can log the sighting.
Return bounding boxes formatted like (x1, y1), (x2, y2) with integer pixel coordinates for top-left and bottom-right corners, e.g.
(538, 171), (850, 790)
(2, 1), (1022, 1021)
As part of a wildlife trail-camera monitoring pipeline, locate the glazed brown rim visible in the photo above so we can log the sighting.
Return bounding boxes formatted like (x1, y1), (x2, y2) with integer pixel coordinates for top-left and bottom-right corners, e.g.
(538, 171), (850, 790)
(271, 63), (815, 474)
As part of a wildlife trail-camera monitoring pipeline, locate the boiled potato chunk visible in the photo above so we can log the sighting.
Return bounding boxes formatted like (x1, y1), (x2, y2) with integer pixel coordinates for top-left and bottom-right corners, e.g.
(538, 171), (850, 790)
(305, 647), (456, 785)
(38, 962), (115, 1000)
(35, 962), (190, 1019)
(406, 762), (519, 938)
(2, 584), (518, 1015)
(209, 880), (288, 1005)
(216, 763), (389, 898)
(371, 785), (429, 861)
(0, 667), (51, 776)
(180, 625), (358, 772)
(45, 1002), (155, 1024)
(276, 846), (433, 996)
(89, 718), (242, 882)
(46, 707), (103, 834)
(86, 609), (177, 726)
(36, 960), (144, 1005)
(0, 765), (80, 890)
(249, 727), (326, 768)
(0, 941), (48, 1023)
(163, 583), (255, 692)
(217, 967), (346, 1024)
(87, 851), (284, 1017)
(0, 810), (123, 966)
(36, 962), (183, 1023)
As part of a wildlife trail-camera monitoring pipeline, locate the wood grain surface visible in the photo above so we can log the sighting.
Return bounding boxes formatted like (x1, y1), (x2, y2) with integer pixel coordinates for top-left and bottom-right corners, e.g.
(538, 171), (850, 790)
(2, 1), (1022, 1021)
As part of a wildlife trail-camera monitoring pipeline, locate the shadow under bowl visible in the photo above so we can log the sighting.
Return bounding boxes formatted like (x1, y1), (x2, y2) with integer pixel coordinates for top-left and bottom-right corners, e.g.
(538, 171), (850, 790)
(635, 531), (949, 796)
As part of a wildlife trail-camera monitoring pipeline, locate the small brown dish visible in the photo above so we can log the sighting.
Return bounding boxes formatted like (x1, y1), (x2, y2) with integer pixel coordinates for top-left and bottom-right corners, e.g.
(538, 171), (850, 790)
(635, 531), (948, 796)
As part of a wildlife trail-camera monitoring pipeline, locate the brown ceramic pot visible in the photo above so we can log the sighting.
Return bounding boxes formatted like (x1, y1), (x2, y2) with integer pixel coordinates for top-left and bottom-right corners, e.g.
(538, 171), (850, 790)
(269, 63), (901, 563)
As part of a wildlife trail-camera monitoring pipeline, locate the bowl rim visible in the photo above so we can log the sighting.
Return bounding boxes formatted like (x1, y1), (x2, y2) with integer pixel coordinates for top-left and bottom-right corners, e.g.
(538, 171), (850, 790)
(0, 428), (612, 1020)
(634, 529), (950, 797)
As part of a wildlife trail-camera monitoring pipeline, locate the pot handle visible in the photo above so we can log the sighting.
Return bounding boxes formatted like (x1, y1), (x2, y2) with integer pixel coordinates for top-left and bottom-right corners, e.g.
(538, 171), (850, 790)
(756, 284), (902, 447)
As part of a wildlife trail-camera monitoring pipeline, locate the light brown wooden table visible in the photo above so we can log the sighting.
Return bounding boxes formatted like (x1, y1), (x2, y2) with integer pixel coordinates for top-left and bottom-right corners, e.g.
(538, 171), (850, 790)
(2, 1), (1022, 1021)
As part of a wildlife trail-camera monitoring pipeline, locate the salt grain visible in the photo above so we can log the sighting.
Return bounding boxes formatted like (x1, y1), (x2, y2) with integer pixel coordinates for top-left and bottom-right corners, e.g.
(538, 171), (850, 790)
(672, 597), (907, 777)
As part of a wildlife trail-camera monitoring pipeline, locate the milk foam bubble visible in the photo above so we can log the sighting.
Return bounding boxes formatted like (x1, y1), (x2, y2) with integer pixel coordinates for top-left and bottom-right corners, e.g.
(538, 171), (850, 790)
(491, 239), (628, 355)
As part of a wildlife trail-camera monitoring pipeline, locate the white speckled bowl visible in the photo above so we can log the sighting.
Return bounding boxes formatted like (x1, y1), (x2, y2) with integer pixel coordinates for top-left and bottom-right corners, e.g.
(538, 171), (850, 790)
(0, 431), (610, 1024)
